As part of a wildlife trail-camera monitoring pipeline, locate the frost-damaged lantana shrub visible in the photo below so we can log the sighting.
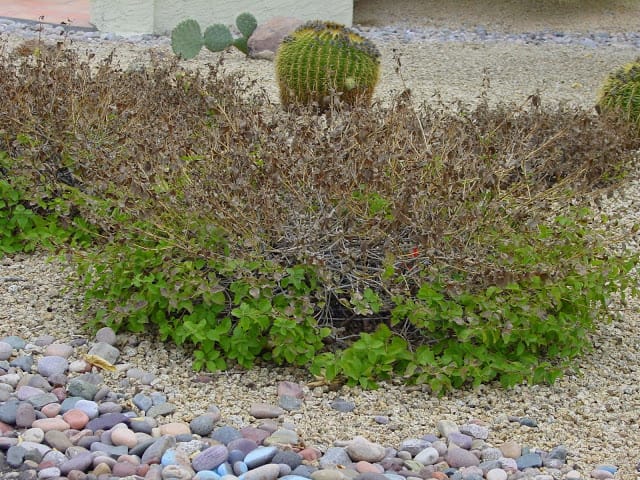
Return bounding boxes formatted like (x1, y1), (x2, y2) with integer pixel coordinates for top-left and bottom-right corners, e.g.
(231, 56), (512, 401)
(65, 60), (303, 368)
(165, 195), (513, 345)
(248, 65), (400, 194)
(1, 45), (639, 393)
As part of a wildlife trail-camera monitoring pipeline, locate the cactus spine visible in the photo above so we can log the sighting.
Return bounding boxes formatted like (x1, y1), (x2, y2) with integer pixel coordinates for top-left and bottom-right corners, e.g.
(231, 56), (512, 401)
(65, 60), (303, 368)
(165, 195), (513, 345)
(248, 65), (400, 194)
(171, 13), (257, 60)
(275, 21), (381, 108)
(597, 59), (640, 130)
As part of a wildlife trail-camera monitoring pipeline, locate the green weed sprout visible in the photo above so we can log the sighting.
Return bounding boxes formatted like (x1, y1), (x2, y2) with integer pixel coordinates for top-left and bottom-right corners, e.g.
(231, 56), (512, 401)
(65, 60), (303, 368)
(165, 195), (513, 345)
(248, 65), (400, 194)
(171, 13), (258, 59)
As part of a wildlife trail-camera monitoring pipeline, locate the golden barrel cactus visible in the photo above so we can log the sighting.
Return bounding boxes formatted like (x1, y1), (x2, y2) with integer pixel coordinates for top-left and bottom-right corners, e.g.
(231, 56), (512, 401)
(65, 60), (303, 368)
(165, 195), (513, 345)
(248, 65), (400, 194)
(275, 21), (381, 108)
(597, 59), (640, 130)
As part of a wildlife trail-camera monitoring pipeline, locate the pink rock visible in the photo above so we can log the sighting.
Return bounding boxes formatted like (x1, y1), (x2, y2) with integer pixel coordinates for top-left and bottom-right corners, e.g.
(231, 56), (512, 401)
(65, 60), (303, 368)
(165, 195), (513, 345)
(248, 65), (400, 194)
(136, 463), (150, 476)
(499, 440), (521, 459)
(0, 421), (13, 434)
(444, 446), (480, 468)
(69, 428), (93, 444)
(277, 381), (304, 399)
(241, 426), (271, 444)
(159, 422), (191, 436)
(44, 343), (74, 358)
(345, 436), (386, 463)
(41, 403), (62, 418)
(110, 427), (138, 448)
(355, 461), (384, 473)
(250, 403), (285, 419)
(51, 387), (67, 402)
(299, 447), (322, 461)
(69, 359), (91, 373)
(117, 454), (140, 465)
(67, 471), (86, 480)
(248, 16), (304, 60)
(32, 417), (70, 432)
(111, 461), (137, 477)
(63, 409), (90, 430)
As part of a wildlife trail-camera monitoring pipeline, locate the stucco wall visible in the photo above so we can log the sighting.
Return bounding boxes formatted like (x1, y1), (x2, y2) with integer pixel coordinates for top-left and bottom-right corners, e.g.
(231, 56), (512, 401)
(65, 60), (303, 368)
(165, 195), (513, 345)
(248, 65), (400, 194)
(90, 0), (354, 35)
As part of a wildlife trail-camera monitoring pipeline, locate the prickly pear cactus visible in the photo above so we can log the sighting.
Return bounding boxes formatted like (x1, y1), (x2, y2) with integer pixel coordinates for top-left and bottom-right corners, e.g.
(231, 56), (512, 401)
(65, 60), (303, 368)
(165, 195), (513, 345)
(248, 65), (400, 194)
(171, 19), (204, 60)
(597, 59), (640, 130)
(275, 21), (381, 108)
(171, 13), (258, 59)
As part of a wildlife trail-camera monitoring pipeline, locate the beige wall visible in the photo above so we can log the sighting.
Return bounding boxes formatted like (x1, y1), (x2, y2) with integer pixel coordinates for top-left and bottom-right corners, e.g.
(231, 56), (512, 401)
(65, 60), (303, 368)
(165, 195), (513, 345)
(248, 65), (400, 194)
(90, 0), (354, 35)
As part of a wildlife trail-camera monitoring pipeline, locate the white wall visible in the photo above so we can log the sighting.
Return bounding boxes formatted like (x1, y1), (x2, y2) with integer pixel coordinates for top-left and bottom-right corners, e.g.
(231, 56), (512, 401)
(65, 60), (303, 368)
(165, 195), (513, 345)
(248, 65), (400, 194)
(90, 0), (354, 35)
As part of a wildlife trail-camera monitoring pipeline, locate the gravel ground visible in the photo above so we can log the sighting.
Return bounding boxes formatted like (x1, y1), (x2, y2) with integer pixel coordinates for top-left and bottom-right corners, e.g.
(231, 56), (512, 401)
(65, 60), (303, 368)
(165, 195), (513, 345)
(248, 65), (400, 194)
(1, 3), (640, 477)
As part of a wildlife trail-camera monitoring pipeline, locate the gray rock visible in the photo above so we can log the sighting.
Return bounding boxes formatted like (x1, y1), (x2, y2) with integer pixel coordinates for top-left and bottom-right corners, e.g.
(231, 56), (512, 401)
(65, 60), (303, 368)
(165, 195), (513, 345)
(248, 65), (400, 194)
(264, 428), (299, 446)
(273, 450), (303, 469)
(1, 336), (26, 349)
(130, 418), (154, 434)
(27, 392), (59, 409)
(516, 453), (542, 469)
(37, 356), (69, 377)
(448, 432), (473, 449)
(243, 463), (281, 480)
(60, 451), (94, 474)
(248, 16), (304, 60)
(278, 394), (302, 411)
(0, 341), (13, 360)
(0, 399), (19, 424)
(330, 397), (355, 413)
(212, 426), (242, 445)
(519, 417), (538, 428)
(414, 446), (439, 465)
(436, 420), (459, 438)
(460, 424), (490, 440)
(133, 392), (153, 412)
(244, 446), (279, 469)
(95, 327), (117, 345)
(86, 412), (130, 431)
(398, 439), (431, 456)
(72, 399), (99, 418)
(141, 436), (176, 464)
(190, 412), (218, 436)
(319, 447), (352, 468)
(354, 474), (387, 480)
(87, 342), (120, 364)
(546, 445), (568, 462)
(6, 445), (26, 468)
(33, 335), (56, 347)
(147, 402), (176, 418)
(10, 354), (33, 371)
(89, 441), (128, 458)
(129, 437), (157, 457)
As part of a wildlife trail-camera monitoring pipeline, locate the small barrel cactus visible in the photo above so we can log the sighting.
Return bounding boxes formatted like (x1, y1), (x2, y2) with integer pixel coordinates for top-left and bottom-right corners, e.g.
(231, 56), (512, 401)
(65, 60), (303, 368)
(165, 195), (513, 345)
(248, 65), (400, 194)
(275, 21), (381, 108)
(171, 13), (258, 59)
(597, 59), (640, 130)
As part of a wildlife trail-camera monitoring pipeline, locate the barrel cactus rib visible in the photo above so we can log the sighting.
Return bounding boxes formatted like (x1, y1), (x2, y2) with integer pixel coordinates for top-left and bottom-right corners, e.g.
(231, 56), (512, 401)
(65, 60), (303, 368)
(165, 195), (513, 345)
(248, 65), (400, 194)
(597, 59), (640, 130)
(275, 21), (381, 108)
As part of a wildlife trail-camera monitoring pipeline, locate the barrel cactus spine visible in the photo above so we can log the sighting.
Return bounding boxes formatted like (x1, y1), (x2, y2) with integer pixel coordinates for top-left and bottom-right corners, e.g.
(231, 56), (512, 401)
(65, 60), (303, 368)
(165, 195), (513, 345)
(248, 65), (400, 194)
(171, 12), (258, 60)
(596, 59), (640, 130)
(275, 20), (381, 108)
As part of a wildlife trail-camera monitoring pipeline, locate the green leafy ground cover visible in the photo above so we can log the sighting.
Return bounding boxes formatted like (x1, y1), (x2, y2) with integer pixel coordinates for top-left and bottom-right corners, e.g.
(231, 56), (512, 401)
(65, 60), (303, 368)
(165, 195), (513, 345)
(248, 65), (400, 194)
(0, 44), (638, 393)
